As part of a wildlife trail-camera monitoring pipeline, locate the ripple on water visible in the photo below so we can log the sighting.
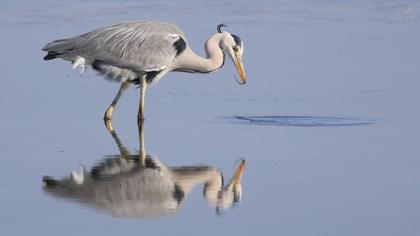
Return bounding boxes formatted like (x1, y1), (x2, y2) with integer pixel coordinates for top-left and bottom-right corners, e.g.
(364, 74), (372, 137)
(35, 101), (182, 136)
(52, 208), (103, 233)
(228, 115), (374, 127)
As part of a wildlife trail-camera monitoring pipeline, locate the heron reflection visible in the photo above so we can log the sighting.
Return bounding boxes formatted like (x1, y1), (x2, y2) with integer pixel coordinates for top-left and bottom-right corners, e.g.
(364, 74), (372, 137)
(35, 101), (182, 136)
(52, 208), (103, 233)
(43, 121), (245, 218)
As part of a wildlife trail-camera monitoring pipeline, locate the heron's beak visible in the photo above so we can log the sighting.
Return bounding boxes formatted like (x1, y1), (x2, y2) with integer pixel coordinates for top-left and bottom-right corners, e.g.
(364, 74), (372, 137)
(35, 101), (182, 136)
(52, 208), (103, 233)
(233, 52), (247, 85)
(232, 159), (245, 185)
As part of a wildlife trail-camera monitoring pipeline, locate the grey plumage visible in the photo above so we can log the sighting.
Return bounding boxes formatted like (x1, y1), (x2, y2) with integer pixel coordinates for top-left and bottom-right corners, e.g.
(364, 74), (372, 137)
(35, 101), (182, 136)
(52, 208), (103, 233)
(43, 156), (216, 218)
(43, 21), (185, 83)
(43, 154), (245, 218)
(42, 121), (246, 218)
(42, 21), (246, 121)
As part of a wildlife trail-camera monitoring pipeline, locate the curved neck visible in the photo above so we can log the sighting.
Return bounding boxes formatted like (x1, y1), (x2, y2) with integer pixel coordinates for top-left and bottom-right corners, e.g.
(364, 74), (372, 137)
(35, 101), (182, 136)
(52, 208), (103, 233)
(174, 33), (225, 73)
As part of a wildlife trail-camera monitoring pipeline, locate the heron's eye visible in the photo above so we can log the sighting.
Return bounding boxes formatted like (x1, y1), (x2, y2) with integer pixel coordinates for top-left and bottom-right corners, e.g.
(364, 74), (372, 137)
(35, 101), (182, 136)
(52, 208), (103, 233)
(233, 45), (239, 52)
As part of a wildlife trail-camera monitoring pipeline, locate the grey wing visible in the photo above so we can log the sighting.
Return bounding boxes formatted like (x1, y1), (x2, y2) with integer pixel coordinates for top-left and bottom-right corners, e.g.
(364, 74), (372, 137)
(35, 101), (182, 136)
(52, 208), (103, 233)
(43, 21), (185, 73)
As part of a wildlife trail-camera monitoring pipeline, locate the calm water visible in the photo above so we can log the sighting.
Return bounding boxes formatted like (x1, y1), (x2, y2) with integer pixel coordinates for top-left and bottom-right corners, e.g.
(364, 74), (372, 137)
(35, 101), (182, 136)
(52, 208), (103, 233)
(1, 0), (420, 235)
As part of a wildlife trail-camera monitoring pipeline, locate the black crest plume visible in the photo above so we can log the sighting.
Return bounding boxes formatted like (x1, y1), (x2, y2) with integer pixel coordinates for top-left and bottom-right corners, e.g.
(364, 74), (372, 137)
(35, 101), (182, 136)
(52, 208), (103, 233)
(217, 23), (227, 33)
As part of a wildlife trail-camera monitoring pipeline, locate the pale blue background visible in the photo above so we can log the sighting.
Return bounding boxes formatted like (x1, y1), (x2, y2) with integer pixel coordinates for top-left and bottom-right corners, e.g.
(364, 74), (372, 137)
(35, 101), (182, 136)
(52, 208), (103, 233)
(0, 0), (419, 235)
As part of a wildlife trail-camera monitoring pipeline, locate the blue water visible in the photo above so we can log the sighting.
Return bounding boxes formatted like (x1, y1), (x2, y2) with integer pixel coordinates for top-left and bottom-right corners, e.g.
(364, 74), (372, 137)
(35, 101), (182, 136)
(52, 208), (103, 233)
(230, 115), (374, 126)
(1, 0), (420, 235)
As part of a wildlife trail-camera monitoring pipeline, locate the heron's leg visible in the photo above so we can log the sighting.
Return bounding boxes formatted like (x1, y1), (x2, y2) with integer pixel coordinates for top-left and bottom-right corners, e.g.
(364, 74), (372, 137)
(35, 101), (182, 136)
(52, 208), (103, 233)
(108, 124), (132, 159)
(104, 81), (130, 122)
(138, 76), (147, 122)
(138, 118), (146, 167)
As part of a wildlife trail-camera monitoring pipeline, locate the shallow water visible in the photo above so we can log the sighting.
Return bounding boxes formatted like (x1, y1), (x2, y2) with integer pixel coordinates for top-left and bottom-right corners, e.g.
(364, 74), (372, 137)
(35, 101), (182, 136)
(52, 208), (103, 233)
(229, 115), (374, 126)
(1, 0), (420, 235)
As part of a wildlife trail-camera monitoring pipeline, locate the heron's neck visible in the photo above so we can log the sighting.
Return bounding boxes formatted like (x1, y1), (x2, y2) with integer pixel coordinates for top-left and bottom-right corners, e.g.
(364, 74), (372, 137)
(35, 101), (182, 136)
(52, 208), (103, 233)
(174, 33), (224, 73)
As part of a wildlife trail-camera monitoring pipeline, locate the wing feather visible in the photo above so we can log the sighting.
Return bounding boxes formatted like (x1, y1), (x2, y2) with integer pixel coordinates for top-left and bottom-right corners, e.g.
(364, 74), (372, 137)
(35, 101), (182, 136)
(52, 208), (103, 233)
(43, 21), (186, 73)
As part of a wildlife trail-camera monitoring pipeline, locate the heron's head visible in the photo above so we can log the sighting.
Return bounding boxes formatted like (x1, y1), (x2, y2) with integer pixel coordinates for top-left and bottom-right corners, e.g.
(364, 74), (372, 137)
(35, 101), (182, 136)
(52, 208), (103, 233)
(217, 24), (247, 85)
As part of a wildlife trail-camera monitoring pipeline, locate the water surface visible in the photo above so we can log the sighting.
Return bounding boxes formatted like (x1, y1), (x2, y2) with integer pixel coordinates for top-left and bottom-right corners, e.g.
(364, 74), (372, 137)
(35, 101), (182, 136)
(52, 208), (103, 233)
(1, 0), (420, 235)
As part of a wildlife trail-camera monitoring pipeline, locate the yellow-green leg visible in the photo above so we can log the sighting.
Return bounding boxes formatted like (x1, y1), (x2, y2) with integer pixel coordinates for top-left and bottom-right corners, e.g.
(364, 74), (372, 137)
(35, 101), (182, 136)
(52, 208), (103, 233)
(138, 118), (146, 167)
(137, 76), (147, 122)
(104, 81), (130, 121)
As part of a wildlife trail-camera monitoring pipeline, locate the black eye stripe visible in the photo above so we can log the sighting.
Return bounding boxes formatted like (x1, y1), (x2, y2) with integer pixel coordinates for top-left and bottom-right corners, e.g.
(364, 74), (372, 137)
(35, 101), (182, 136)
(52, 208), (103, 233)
(231, 34), (242, 47)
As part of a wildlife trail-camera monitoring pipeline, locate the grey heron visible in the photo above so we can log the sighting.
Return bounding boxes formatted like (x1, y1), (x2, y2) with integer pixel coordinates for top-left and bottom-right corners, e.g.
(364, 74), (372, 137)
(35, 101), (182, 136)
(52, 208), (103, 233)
(42, 21), (247, 122)
(42, 120), (246, 218)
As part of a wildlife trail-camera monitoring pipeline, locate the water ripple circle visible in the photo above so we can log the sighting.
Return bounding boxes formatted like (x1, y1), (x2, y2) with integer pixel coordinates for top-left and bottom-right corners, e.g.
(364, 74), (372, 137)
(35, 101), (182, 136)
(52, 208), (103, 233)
(231, 116), (373, 127)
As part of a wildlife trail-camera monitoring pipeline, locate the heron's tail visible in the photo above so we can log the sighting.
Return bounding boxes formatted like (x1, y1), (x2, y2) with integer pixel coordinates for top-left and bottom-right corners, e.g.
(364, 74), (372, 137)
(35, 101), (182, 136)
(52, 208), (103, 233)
(43, 176), (60, 187)
(43, 51), (64, 60)
(42, 37), (79, 61)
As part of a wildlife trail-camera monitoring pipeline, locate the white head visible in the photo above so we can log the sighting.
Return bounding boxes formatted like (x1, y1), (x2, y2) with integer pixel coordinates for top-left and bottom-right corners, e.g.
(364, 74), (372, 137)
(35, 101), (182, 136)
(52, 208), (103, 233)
(217, 24), (247, 84)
